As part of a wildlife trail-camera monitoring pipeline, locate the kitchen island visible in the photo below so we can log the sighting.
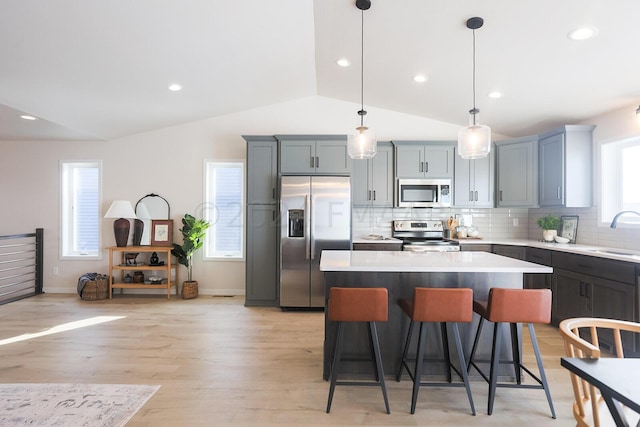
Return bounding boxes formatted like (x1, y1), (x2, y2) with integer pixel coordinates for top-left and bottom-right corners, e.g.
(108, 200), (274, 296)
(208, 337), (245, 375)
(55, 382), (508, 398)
(319, 250), (553, 380)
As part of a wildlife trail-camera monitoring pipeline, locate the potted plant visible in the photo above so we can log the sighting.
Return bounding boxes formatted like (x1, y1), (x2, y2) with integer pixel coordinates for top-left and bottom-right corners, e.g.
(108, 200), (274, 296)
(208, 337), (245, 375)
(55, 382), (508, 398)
(536, 214), (561, 242)
(171, 213), (210, 299)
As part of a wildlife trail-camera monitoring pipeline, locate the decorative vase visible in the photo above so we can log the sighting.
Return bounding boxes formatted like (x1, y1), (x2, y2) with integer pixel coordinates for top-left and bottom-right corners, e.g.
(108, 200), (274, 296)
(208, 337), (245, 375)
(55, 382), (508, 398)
(542, 230), (557, 242)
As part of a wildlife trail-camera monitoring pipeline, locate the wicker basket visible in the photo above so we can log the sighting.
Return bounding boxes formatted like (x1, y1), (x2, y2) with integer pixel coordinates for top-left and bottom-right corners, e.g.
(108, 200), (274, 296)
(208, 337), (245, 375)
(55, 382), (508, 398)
(81, 278), (109, 301)
(182, 281), (198, 299)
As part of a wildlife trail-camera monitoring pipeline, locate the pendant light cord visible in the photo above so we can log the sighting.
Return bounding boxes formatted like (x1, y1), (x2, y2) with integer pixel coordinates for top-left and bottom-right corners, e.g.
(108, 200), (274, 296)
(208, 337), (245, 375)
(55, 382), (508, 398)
(472, 28), (477, 125)
(360, 9), (365, 127)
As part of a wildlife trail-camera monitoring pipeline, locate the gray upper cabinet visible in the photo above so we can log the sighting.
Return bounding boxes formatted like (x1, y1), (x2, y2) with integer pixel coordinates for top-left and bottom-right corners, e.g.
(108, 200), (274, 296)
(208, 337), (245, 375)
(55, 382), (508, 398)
(352, 143), (393, 207)
(279, 137), (350, 175)
(495, 136), (538, 207)
(394, 142), (454, 178)
(245, 136), (278, 204)
(538, 125), (595, 207)
(453, 148), (494, 207)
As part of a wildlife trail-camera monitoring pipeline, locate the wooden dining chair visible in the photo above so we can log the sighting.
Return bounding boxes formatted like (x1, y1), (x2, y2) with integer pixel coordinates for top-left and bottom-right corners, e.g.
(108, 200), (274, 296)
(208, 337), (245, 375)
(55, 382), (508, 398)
(558, 317), (640, 427)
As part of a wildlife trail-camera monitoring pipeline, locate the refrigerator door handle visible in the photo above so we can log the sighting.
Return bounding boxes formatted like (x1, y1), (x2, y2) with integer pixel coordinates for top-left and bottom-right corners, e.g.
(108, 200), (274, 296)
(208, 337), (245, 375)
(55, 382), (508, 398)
(309, 193), (316, 259)
(305, 194), (311, 260)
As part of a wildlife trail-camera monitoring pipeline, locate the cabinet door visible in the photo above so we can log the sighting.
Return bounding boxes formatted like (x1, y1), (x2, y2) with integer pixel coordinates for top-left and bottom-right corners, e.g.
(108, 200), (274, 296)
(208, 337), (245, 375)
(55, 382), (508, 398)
(351, 158), (370, 206)
(453, 156), (473, 206)
(591, 277), (637, 352)
(424, 145), (454, 178)
(552, 269), (590, 325)
(539, 133), (565, 206)
(315, 140), (350, 174)
(370, 145), (393, 206)
(247, 140), (277, 204)
(473, 153), (494, 207)
(395, 145), (424, 178)
(246, 205), (278, 306)
(496, 138), (537, 207)
(280, 141), (315, 174)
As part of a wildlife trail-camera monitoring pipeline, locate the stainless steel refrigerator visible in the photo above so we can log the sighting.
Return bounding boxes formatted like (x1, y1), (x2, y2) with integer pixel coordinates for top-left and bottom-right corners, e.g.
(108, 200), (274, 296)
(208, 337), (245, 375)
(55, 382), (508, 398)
(280, 176), (351, 308)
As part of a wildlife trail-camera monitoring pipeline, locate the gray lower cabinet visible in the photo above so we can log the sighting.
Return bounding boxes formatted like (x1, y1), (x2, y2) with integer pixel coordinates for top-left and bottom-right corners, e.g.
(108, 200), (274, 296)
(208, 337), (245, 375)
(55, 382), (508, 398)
(525, 247), (552, 290)
(495, 136), (538, 207)
(279, 138), (350, 175)
(460, 244), (492, 252)
(538, 125), (595, 207)
(552, 252), (637, 353)
(393, 142), (454, 178)
(492, 245), (525, 260)
(245, 136), (278, 204)
(245, 205), (278, 307)
(453, 149), (494, 207)
(352, 143), (393, 206)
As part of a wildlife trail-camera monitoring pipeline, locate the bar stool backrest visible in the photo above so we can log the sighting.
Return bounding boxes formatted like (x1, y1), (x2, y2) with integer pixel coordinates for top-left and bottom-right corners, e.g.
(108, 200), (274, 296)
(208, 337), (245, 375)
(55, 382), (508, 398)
(486, 288), (551, 324)
(328, 287), (388, 322)
(411, 287), (472, 323)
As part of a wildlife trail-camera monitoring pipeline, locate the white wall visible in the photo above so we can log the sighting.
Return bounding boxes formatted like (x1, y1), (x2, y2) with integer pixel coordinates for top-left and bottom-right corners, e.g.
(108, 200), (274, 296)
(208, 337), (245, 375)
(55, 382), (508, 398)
(0, 95), (472, 295)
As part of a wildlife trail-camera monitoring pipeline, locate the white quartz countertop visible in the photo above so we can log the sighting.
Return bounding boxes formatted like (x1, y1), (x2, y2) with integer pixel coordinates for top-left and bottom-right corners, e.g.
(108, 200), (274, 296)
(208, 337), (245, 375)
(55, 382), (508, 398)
(454, 238), (640, 263)
(352, 236), (403, 244)
(319, 250), (553, 273)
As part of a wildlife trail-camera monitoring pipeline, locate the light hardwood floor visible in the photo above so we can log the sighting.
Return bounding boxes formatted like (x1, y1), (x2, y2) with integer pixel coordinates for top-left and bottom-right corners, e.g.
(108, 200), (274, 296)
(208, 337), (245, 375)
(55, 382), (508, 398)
(0, 294), (576, 426)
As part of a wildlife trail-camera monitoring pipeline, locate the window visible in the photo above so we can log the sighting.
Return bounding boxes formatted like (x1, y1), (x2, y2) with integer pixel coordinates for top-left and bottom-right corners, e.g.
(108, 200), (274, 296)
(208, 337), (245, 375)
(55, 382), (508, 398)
(204, 161), (244, 259)
(61, 161), (101, 258)
(601, 137), (640, 226)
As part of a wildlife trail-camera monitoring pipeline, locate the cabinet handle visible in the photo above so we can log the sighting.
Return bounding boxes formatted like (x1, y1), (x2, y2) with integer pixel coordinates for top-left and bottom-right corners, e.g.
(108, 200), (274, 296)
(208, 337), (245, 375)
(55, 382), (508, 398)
(425, 162), (428, 173)
(272, 188), (276, 200)
(316, 156), (319, 168)
(557, 186), (561, 200)
(310, 156), (315, 168)
(585, 283), (592, 299)
(419, 161), (423, 172)
(368, 190), (372, 201)
(373, 190), (376, 200)
(475, 191), (478, 201)
(469, 191), (473, 202)
(579, 282), (584, 297)
(499, 190), (503, 201)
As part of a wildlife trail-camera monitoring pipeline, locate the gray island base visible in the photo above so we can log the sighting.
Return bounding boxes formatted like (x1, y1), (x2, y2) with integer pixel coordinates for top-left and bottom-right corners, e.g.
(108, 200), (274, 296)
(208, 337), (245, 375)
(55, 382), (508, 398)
(319, 250), (553, 381)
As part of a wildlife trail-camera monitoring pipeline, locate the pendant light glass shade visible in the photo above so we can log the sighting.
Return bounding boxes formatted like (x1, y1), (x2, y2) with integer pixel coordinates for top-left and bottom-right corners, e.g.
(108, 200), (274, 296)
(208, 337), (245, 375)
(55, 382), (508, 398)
(458, 110), (491, 159)
(348, 126), (376, 159)
(459, 17), (491, 160)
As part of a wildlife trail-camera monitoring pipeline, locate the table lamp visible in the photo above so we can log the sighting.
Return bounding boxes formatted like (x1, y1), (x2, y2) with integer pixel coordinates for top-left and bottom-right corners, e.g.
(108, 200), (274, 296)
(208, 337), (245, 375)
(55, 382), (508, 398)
(104, 200), (137, 247)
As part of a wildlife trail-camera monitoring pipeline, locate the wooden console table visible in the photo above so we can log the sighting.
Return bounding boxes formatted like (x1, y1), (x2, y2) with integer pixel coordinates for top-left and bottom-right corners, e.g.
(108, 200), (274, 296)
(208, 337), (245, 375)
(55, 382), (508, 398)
(107, 246), (178, 299)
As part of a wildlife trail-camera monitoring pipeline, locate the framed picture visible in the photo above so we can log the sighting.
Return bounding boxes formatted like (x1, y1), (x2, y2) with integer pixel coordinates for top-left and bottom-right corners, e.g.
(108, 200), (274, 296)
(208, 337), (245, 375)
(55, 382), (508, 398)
(151, 219), (173, 246)
(560, 215), (579, 244)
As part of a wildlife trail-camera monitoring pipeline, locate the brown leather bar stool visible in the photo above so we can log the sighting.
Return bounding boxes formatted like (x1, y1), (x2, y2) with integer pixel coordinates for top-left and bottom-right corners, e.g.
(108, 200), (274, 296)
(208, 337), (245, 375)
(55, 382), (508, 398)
(326, 287), (390, 414)
(467, 287), (556, 418)
(396, 287), (475, 415)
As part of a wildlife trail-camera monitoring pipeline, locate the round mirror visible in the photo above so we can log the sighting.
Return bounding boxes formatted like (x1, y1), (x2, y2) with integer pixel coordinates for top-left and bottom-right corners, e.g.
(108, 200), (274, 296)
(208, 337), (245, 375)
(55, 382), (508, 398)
(135, 194), (170, 245)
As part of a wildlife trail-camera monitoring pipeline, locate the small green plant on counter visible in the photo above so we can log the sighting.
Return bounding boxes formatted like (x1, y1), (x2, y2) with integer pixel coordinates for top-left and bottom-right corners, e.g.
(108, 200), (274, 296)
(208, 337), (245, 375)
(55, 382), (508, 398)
(536, 214), (561, 230)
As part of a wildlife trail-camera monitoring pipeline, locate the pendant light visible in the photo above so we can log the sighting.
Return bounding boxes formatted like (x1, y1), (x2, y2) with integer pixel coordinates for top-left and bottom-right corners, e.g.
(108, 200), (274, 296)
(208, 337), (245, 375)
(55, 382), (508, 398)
(347, 0), (377, 159)
(635, 104), (640, 126)
(458, 17), (491, 159)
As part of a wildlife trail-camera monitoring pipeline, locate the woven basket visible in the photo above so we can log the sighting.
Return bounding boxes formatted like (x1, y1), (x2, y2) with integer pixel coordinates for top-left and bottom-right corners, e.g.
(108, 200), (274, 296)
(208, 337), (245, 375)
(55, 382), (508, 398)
(182, 281), (198, 299)
(81, 278), (109, 301)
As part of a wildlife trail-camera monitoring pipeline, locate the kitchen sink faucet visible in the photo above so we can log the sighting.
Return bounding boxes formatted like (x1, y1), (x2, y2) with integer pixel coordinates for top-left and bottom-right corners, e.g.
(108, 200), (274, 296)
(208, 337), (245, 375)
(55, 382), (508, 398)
(610, 210), (640, 228)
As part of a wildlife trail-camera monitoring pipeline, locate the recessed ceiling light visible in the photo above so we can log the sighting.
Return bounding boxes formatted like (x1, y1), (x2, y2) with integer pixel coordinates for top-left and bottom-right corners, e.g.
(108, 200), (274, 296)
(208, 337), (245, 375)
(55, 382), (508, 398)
(413, 74), (428, 83)
(168, 83), (183, 92)
(336, 58), (351, 67)
(568, 27), (598, 41)
(488, 91), (502, 99)
(19, 115), (38, 121)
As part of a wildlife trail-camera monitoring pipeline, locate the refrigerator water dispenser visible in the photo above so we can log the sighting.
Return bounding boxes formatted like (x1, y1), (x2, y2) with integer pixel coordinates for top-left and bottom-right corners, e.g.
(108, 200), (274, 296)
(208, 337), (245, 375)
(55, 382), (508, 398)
(288, 209), (305, 238)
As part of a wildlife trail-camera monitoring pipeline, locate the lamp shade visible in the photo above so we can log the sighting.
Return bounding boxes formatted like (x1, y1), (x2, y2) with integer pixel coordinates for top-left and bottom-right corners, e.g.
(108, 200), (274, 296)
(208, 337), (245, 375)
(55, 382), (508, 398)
(348, 126), (377, 159)
(104, 200), (137, 219)
(458, 124), (491, 159)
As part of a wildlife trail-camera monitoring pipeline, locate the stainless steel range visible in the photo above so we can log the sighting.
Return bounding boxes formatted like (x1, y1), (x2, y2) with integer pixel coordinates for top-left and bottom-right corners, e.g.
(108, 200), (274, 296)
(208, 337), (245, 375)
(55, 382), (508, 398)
(392, 220), (460, 252)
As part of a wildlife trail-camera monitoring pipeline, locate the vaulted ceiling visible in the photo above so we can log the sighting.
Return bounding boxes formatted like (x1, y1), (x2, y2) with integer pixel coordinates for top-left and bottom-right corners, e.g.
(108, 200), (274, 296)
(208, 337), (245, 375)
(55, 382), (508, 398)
(1, 0), (639, 141)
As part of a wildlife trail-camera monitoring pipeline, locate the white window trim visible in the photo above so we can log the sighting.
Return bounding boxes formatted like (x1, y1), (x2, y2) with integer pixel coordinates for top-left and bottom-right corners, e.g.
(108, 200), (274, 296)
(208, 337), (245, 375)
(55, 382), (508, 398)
(60, 160), (103, 260)
(203, 159), (245, 261)
(599, 136), (640, 229)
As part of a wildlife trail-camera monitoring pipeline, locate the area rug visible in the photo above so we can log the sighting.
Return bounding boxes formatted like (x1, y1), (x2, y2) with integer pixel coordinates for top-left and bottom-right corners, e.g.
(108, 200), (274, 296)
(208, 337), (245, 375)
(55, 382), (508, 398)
(0, 383), (160, 426)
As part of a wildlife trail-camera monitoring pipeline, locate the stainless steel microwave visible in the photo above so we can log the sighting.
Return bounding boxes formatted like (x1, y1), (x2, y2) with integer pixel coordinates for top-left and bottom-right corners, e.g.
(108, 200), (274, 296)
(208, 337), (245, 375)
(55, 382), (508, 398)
(396, 178), (451, 208)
